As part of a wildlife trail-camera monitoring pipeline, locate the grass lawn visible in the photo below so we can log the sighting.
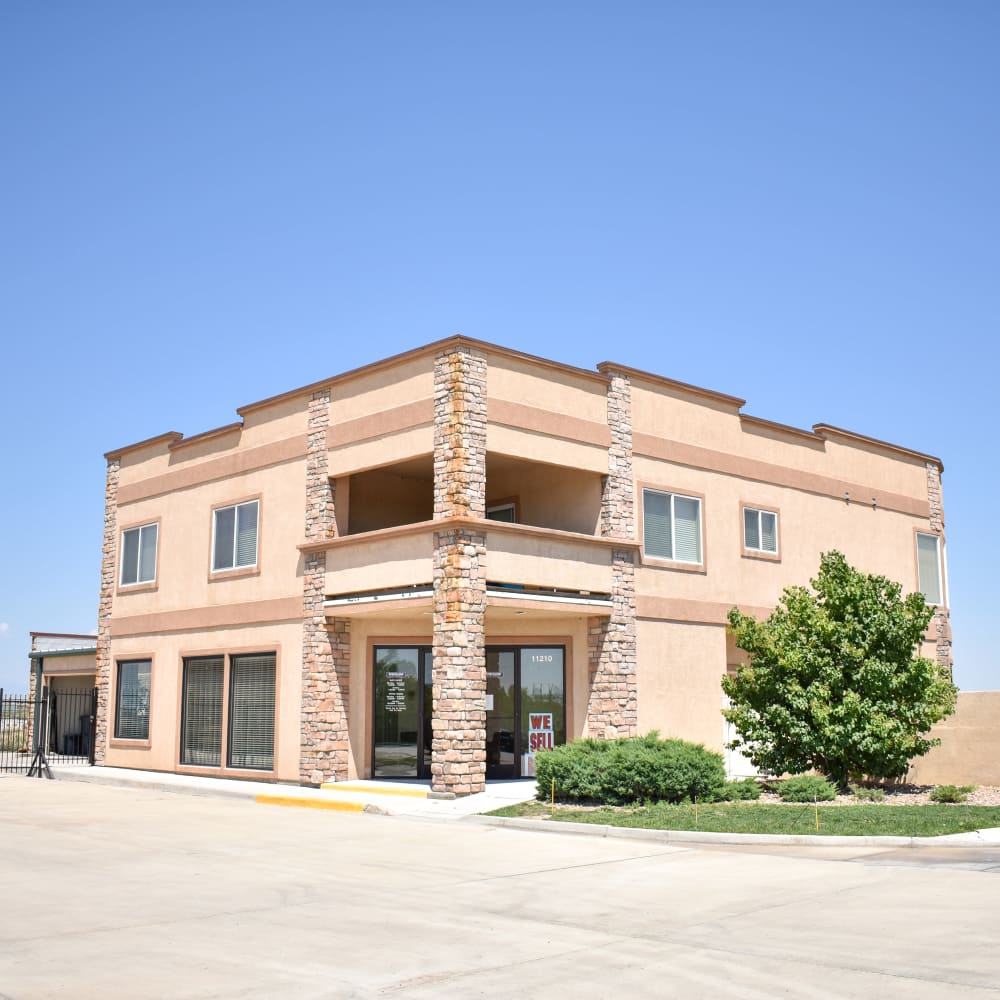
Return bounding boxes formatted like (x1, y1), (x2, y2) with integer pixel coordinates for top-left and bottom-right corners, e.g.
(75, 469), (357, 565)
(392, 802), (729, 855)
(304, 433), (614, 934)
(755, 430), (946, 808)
(488, 800), (1000, 837)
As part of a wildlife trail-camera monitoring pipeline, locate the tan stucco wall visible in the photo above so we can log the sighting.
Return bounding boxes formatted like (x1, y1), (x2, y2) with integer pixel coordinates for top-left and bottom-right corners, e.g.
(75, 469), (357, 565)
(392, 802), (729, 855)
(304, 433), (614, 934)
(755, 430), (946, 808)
(113, 456), (307, 620)
(906, 692), (1000, 786)
(106, 621), (302, 782)
(634, 455), (929, 615)
(631, 381), (929, 500)
(636, 619), (728, 750)
(486, 352), (607, 426)
(486, 459), (602, 536)
(348, 467), (433, 533)
(328, 356), (433, 423)
(102, 339), (950, 786)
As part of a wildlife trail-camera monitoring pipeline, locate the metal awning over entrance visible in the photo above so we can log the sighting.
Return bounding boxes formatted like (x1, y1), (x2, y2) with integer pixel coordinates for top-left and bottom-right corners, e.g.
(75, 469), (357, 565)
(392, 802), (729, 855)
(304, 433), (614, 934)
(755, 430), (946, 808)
(324, 586), (613, 619)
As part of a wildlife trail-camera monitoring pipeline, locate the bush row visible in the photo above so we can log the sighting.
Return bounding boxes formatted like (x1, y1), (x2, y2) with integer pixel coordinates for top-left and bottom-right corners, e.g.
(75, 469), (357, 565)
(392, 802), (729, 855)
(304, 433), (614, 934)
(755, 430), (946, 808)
(534, 733), (733, 805)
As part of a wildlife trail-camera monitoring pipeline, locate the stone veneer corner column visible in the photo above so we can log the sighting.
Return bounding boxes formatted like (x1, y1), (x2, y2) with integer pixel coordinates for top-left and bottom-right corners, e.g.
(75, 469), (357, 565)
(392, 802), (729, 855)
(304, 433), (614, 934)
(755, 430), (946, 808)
(300, 388), (351, 785)
(431, 345), (488, 796)
(587, 369), (638, 739)
(926, 462), (953, 680)
(93, 457), (120, 765)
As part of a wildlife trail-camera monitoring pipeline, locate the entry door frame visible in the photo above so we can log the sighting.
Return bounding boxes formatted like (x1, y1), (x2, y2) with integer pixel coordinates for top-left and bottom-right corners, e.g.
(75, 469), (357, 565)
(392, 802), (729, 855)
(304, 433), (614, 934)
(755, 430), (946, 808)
(485, 643), (566, 781)
(371, 645), (433, 780)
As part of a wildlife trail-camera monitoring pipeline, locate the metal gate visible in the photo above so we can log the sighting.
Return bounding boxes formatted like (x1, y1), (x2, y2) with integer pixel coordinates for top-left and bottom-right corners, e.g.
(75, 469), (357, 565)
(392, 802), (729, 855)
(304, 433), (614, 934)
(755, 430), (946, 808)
(0, 687), (97, 776)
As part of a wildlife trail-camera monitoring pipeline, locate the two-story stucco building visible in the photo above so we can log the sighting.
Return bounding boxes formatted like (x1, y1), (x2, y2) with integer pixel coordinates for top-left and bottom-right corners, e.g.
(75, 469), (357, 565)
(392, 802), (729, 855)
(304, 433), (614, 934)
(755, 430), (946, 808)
(93, 337), (951, 794)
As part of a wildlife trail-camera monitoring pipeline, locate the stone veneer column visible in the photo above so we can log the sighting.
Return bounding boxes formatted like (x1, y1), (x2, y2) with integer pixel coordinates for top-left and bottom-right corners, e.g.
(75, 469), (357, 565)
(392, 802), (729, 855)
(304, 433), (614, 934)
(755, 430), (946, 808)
(926, 462), (953, 679)
(300, 388), (351, 785)
(93, 458), (120, 765)
(431, 345), (487, 795)
(587, 370), (638, 739)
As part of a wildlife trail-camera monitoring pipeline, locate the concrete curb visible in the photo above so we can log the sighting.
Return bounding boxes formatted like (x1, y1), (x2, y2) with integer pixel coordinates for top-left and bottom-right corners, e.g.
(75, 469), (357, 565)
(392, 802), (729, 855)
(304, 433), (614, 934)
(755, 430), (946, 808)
(29, 771), (1000, 847)
(467, 814), (1000, 848)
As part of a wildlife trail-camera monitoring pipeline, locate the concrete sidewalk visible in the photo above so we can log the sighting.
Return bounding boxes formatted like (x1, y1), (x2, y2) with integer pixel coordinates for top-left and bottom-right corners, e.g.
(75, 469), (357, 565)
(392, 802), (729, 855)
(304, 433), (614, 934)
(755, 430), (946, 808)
(42, 763), (1000, 847)
(47, 763), (537, 818)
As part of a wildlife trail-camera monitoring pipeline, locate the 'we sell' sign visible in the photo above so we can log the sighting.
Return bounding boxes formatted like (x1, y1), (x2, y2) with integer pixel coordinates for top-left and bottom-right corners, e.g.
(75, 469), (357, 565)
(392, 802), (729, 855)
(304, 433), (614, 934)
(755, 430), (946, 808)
(527, 713), (554, 752)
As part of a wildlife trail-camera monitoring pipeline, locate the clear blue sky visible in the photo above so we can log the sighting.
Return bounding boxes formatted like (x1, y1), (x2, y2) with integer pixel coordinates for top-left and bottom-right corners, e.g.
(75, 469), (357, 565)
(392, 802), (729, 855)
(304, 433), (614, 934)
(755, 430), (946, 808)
(1, 2), (996, 693)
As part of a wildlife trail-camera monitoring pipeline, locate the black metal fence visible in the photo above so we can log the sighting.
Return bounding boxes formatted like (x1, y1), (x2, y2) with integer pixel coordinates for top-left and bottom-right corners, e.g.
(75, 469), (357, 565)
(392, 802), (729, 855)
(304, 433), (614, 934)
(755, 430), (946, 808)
(0, 687), (97, 775)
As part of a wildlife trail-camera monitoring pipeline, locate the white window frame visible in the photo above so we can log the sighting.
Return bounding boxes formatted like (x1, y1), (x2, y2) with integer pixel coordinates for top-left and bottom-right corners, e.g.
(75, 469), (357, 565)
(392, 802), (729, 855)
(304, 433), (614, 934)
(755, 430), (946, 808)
(119, 522), (158, 586)
(642, 488), (703, 565)
(743, 506), (778, 555)
(916, 531), (944, 606)
(211, 499), (259, 573)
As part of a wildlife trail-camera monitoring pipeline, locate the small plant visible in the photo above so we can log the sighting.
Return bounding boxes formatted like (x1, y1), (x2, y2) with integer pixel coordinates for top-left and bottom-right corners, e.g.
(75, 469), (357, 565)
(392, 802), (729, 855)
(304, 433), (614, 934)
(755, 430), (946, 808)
(851, 784), (886, 802)
(716, 778), (761, 801)
(778, 775), (837, 802)
(930, 784), (975, 804)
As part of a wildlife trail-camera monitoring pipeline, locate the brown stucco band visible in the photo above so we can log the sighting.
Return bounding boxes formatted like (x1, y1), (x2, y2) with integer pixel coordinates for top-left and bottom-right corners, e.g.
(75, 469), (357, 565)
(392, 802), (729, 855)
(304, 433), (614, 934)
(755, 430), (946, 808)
(487, 398), (611, 448)
(117, 434), (309, 505)
(633, 432), (929, 517)
(636, 595), (774, 625)
(110, 597), (304, 638)
(326, 397), (434, 448)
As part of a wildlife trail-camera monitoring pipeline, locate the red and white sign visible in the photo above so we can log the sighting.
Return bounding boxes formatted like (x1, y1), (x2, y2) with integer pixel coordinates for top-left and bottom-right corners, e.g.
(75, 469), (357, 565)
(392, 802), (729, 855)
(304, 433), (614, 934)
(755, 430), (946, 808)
(527, 713), (554, 753)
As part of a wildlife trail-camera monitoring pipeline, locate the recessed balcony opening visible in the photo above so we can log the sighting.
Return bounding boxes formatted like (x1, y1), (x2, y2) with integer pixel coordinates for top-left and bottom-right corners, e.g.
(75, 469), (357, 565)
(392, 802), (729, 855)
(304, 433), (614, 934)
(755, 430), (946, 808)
(336, 452), (604, 538)
(343, 456), (434, 535)
(486, 452), (603, 536)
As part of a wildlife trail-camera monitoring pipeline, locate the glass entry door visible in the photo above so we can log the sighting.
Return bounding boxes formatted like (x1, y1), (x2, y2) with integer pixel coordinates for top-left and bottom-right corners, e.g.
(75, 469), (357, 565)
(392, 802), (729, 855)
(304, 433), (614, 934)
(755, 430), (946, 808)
(373, 647), (432, 778)
(486, 650), (517, 778)
(486, 646), (565, 779)
(373, 644), (566, 780)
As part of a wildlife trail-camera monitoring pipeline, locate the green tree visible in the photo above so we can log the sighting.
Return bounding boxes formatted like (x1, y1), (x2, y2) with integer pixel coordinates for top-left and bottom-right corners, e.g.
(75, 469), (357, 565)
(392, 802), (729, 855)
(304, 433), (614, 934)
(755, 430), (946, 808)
(723, 551), (956, 789)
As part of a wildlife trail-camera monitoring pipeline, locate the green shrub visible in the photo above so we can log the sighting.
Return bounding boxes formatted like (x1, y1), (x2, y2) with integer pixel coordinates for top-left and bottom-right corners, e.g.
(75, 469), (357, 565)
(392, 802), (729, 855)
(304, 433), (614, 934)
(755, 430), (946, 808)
(778, 775), (837, 802)
(715, 778), (762, 801)
(851, 784), (886, 802)
(930, 784), (975, 804)
(535, 733), (726, 805)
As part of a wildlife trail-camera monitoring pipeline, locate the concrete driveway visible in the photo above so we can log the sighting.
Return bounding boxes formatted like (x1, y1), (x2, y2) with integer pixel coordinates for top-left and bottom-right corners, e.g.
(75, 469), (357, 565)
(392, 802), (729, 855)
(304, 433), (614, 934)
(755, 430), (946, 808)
(1, 776), (998, 999)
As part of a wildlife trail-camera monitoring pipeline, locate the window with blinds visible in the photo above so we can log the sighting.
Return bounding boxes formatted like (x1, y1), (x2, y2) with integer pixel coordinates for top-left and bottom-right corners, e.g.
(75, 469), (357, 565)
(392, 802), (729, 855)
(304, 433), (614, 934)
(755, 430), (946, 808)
(643, 489), (702, 564)
(114, 660), (151, 739)
(743, 507), (778, 554)
(120, 523), (158, 585)
(916, 532), (943, 605)
(228, 653), (276, 771)
(212, 500), (259, 571)
(180, 656), (224, 766)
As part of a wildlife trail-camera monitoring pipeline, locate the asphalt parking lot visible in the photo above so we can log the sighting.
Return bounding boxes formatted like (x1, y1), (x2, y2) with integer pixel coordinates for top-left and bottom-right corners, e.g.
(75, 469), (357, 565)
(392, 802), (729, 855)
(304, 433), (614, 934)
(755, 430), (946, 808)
(2, 776), (999, 999)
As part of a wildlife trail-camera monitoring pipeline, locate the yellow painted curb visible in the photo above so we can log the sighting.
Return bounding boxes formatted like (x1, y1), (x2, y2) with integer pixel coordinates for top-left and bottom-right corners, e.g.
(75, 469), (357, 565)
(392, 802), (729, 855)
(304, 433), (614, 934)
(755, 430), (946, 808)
(320, 782), (429, 799)
(256, 794), (365, 813)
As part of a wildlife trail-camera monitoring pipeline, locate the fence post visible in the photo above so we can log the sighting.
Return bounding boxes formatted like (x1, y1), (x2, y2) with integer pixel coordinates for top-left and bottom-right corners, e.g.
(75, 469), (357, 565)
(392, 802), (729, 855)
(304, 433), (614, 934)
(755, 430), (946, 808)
(31, 660), (43, 755)
(89, 687), (98, 765)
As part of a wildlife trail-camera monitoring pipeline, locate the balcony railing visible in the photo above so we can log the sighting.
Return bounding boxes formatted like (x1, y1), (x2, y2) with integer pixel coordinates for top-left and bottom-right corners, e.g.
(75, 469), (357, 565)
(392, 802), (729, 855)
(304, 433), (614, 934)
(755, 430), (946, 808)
(300, 518), (638, 610)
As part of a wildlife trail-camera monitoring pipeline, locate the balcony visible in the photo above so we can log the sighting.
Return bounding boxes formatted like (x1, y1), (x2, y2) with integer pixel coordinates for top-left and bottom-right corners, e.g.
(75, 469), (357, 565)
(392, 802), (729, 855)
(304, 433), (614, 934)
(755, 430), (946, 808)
(335, 452), (604, 539)
(304, 518), (634, 620)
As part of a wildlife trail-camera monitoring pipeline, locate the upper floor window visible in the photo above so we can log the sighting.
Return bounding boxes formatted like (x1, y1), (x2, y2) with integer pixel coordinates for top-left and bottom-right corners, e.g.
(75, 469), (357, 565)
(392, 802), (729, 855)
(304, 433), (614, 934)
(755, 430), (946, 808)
(916, 532), (943, 605)
(213, 500), (259, 572)
(743, 507), (778, 555)
(643, 489), (703, 564)
(120, 523), (158, 586)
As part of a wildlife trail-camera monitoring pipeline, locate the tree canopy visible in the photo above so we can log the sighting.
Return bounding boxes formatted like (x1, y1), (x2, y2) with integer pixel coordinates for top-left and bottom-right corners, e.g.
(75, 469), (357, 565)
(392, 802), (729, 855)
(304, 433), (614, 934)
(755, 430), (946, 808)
(723, 550), (957, 788)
